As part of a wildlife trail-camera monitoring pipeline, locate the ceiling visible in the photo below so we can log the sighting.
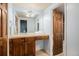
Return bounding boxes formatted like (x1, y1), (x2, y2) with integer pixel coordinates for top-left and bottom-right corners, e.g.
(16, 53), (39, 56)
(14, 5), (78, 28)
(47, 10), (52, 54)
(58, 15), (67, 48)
(16, 11), (38, 18)
(13, 3), (52, 10)
(13, 3), (52, 18)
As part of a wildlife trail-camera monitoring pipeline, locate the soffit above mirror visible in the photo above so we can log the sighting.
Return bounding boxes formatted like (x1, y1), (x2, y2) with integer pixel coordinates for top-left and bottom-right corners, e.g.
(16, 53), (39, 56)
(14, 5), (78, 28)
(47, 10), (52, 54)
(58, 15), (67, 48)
(13, 3), (52, 10)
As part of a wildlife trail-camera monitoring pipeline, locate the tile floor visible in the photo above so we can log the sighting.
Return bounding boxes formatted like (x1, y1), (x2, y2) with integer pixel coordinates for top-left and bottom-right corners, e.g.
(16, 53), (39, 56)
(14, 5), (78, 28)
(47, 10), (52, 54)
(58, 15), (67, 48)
(55, 53), (64, 56)
(36, 50), (48, 56)
(36, 50), (64, 56)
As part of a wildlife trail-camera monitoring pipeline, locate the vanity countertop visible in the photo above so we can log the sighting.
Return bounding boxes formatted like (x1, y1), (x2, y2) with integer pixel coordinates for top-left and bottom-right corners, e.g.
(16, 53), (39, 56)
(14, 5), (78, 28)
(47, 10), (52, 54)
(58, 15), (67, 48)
(9, 33), (49, 39)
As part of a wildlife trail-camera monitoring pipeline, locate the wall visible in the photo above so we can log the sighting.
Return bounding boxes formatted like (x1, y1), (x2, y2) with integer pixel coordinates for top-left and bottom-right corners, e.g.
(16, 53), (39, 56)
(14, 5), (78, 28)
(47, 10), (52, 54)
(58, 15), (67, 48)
(35, 13), (44, 51)
(8, 3), (16, 36)
(27, 18), (36, 33)
(65, 3), (79, 56)
(43, 9), (52, 55)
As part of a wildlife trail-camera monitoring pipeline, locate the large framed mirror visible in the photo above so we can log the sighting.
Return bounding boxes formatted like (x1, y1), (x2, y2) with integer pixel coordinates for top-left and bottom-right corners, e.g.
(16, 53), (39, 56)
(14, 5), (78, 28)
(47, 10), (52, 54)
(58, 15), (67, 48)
(12, 8), (43, 35)
(15, 15), (40, 34)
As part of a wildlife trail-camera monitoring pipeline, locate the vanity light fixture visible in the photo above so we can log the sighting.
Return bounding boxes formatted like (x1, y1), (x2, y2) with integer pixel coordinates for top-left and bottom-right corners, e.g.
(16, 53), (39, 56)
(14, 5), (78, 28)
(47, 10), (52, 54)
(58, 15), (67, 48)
(26, 13), (36, 18)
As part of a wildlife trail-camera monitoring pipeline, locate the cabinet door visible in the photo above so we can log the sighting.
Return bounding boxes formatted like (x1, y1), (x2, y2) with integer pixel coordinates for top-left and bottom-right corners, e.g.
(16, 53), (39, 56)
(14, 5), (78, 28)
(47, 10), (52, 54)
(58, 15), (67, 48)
(9, 39), (20, 56)
(13, 39), (21, 56)
(27, 37), (35, 56)
(27, 42), (35, 56)
(0, 38), (7, 56)
(9, 39), (25, 56)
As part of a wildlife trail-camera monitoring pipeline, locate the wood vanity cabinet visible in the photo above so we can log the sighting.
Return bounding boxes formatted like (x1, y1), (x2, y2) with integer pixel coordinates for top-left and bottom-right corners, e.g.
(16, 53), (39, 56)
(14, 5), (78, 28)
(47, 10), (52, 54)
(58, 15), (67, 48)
(0, 3), (7, 56)
(9, 35), (48, 56)
(9, 37), (35, 56)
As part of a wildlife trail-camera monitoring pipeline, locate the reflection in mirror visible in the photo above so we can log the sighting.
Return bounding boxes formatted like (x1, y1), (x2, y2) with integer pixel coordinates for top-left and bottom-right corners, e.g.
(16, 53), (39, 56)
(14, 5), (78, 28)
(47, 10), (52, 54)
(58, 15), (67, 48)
(20, 20), (27, 33)
(37, 23), (39, 31)
(36, 19), (39, 31)
(15, 15), (40, 34)
(13, 8), (43, 34)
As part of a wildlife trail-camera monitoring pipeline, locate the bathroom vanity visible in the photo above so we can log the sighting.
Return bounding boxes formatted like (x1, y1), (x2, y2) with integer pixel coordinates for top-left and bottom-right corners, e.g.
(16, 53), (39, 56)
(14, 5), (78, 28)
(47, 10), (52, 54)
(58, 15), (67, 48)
(9, 6), (49, 56)
(9, 33), (49, 56)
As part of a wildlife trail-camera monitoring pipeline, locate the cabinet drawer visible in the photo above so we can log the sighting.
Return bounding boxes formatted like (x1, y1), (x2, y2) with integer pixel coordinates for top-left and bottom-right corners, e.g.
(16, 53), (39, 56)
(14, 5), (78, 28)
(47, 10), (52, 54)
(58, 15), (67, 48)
(27, 42), (35, 56)
(36, 36), (49, 40)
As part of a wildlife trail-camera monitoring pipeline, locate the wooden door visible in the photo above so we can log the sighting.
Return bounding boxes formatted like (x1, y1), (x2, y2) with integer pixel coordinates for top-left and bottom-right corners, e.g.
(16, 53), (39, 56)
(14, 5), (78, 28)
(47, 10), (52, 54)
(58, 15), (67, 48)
(0, 3), (7, 37)
(53, 9), (64, 55)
